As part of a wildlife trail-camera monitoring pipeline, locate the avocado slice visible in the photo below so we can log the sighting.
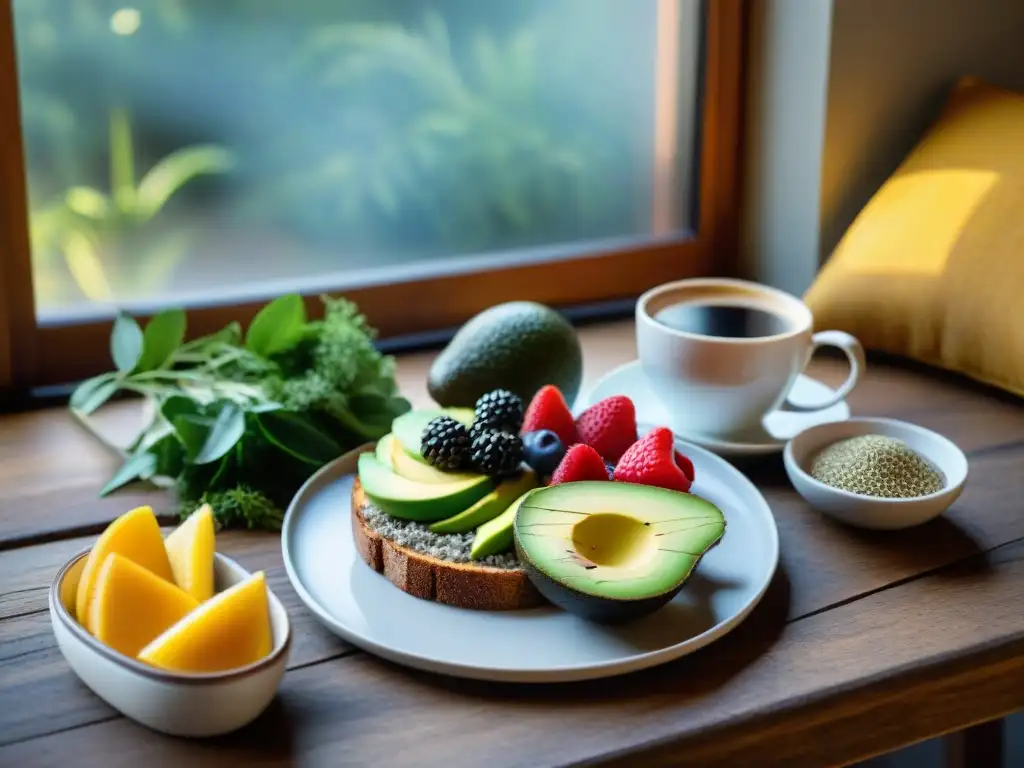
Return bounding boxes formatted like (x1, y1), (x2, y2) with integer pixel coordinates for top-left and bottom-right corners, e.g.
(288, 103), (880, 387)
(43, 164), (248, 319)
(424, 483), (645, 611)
(392, 407), (474, 465)
(429, 468), (538, 534)
(513, 481), (726, 624)
(426, 301), (584, 408)
(357, 453), (495, 522)
(376, 433), (478, 485)
(469, 489), (537, 560)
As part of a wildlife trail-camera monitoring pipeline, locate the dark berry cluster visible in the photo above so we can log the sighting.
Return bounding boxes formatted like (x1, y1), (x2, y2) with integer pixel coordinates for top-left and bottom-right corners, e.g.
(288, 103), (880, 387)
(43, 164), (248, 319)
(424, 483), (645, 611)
(421, 390), (535, 477)
(421, 416), (471, 471)
(464, 389), (525, 477)
(470, 430), (524, 477)
(472, 388), (524, 434)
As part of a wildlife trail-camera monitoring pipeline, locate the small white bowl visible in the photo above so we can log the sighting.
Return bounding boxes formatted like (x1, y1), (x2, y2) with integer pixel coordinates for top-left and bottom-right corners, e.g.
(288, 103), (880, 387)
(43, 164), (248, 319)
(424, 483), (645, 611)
(49, 550), (291, 738)
(783, 417), (968, 530)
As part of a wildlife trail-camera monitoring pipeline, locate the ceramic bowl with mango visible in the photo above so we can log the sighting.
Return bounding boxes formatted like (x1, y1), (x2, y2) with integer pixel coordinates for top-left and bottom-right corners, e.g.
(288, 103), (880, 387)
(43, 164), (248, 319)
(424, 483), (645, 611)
(49, 504), (292, 738)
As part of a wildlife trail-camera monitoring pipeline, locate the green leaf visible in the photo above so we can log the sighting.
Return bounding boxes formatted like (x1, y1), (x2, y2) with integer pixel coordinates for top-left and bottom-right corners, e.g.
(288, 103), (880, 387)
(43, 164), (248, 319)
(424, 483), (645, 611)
(135, 145), (236, 220)
(100, 450), (158, 496)
(172, 414), (212, 460)
(245, 294), (306, 357)
(70, 372), (118, 414)
(110, 312), (144, 372)
(160, 394), (201, 424)
(194, 402), (245, 465)
(151, 433), (185, 477)
(135, 308), (186, 372)
(208, 452), (234, 489)
(249, 400), (284, 414)
(255, 411), (342, 466)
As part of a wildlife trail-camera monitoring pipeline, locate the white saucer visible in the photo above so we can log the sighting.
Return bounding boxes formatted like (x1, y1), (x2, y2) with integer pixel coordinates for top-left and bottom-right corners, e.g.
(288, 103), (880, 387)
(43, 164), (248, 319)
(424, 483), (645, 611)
(580, 360), (851, 457)
(281, 443), (779, 683)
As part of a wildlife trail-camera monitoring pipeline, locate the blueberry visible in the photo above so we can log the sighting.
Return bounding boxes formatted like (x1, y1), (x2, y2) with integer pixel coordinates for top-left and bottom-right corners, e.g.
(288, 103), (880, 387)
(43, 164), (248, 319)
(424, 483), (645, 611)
(604, 461), (616, 480)
(522, 430), (566, 476)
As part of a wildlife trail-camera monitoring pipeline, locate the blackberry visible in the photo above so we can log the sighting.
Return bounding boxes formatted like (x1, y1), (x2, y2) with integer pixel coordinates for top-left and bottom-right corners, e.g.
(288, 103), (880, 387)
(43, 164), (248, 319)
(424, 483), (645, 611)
(470, 430), (524, 477)
(421, 416), (471, 472)
(473, 389), (525, 433)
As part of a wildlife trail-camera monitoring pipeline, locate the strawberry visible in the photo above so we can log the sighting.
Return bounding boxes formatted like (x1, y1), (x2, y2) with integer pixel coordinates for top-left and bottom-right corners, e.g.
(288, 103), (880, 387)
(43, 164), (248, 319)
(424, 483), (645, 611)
(574, 395), (638, 463)
(613, 427), (693, 493)
(550, 444), (610, 485)
(675, 451), (696, 483)
(521, 385), (579, 448)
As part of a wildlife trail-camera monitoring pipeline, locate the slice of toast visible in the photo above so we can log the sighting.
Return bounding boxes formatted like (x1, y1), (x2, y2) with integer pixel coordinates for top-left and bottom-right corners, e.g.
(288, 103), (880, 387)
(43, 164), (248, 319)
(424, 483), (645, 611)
(351, 479), (545, 611)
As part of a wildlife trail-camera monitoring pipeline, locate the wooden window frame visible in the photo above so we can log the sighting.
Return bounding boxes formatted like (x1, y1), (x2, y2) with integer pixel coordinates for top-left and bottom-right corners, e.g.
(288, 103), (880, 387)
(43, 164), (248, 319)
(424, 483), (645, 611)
(0, 0), (746, 397)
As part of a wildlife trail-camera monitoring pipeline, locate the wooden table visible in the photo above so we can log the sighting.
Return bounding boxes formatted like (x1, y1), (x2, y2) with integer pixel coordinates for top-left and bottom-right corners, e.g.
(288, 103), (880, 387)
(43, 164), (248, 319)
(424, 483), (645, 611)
(1, 320), (1022, 767)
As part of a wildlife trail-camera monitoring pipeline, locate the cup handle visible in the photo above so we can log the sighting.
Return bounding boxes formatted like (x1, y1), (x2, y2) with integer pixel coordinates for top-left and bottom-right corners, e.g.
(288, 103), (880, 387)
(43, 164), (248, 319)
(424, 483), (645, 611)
(783, 330), (865, 412)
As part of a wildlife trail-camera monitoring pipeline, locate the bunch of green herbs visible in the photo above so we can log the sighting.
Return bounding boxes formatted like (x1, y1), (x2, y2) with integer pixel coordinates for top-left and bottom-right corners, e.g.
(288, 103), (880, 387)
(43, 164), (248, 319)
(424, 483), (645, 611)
(70, 294), (410, 531)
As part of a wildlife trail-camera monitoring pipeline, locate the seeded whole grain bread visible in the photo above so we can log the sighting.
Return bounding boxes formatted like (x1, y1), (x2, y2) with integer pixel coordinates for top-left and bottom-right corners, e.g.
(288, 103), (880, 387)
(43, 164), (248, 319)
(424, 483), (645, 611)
(351, 479), (545, 611)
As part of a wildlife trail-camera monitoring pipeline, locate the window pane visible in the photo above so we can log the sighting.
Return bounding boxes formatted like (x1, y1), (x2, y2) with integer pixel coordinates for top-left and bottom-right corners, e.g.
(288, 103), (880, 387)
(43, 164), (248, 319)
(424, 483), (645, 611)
(14, 0), (702, 319)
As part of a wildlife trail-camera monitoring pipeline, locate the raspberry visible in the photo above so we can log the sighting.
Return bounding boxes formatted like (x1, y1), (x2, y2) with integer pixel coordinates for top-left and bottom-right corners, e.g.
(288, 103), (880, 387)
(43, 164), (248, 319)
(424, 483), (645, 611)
(613, 427), (693, 493)
(574, 395), (638, 462)
(521, 385), (579, 448)
(550, 444), (610, 485)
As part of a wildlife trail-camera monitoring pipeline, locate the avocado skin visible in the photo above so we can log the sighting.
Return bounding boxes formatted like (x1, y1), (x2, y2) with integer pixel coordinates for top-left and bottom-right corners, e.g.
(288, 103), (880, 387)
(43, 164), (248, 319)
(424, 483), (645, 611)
(427, 301), (583, 408)
(512, 527), (723, 625)
(512, 532), (680, 625)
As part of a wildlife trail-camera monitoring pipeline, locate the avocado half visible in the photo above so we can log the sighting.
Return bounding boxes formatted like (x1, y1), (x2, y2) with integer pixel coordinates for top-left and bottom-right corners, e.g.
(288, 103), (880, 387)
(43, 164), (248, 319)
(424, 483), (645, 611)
(513, 481), (726, 624)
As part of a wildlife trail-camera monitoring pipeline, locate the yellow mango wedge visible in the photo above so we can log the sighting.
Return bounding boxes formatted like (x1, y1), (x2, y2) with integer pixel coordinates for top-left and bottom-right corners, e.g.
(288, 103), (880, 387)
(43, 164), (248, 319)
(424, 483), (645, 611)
(165, 504), (216, 601)
(75, 505), (175, 623)
(138, 571), (273, 673)
(87, 553), (199, 658)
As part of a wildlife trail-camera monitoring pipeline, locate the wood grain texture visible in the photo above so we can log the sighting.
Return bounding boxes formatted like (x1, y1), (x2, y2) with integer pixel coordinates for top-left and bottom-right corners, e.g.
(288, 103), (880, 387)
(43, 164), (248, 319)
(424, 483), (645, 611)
(4, 541), (1021, 767)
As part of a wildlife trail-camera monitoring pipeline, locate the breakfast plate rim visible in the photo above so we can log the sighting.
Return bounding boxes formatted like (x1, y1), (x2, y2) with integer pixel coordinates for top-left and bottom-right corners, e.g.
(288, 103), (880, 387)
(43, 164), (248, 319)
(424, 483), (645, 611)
(281, 438), (780, 684)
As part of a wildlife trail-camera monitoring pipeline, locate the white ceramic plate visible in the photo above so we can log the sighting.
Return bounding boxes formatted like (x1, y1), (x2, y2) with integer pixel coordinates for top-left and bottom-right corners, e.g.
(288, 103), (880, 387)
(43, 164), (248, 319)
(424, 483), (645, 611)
(281, 435), (780, 683)
(581, 360), (851, 457)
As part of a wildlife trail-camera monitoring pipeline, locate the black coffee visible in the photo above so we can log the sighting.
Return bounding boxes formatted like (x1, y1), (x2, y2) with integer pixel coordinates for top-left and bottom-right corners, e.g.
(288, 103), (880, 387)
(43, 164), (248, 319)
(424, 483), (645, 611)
(653, 301), (791, 338)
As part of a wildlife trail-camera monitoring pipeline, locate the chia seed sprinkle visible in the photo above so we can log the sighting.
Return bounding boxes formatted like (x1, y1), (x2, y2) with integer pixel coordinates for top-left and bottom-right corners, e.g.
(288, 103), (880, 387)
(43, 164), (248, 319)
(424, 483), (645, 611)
(361, 501), (521, 569)
(808, 434), (946, 499)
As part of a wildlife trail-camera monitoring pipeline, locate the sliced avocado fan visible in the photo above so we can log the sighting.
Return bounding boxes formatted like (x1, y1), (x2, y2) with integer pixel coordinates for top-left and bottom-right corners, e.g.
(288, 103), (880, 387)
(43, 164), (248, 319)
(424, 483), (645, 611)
(357, 453), (495, 522)
(392, 407), (474, 465)
(513, 481), (726, 624)
(429, 469), (537, 534)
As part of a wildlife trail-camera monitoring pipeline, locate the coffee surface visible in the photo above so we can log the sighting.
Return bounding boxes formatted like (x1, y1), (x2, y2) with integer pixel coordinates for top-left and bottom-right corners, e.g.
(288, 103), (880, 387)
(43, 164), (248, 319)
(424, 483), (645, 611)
(653, 301), (791, 339)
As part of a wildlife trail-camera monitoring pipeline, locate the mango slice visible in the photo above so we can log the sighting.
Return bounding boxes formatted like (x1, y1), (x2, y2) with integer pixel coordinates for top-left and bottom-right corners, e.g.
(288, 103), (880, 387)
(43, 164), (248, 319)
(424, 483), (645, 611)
(165, 504), (216, 601)
(137, 571), (273, 673)
(75, 505), (174, 623)
(87, 553), (199, 658)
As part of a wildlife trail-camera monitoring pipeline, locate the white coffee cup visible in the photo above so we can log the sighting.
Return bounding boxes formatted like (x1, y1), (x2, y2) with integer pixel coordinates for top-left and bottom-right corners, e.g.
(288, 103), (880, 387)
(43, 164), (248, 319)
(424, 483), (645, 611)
(636, 277), (864, 440)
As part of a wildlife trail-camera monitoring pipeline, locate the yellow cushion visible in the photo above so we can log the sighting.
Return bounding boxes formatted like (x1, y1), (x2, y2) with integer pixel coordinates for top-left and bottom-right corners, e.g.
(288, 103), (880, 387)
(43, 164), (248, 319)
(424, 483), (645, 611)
(804, 77), (1024, 397)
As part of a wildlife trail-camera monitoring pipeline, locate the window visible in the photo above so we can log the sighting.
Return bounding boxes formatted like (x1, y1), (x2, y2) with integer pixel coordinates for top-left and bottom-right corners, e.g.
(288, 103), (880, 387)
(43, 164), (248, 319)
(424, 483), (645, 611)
(0, 0), (745, 396)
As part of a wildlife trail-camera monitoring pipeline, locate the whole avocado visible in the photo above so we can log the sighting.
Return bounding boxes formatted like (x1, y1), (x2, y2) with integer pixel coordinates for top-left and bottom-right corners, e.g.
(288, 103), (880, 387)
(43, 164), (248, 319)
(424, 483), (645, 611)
(428, 301), (583, 409)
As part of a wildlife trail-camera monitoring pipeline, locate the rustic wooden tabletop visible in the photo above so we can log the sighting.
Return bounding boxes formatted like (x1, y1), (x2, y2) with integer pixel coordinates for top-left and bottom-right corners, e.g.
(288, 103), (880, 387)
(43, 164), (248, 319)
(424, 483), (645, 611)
(1, 321), (1022, 767)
